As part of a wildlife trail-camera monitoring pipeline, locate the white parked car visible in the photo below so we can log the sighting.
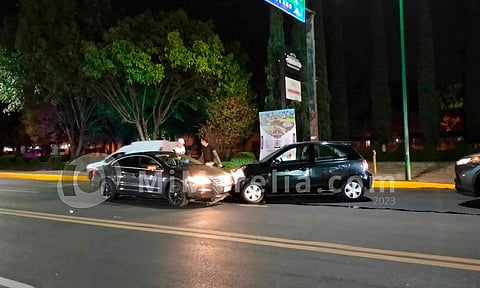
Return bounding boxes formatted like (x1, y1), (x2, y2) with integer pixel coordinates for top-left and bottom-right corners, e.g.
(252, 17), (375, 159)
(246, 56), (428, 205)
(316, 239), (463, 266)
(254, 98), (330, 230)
(86, 140), (177, 179)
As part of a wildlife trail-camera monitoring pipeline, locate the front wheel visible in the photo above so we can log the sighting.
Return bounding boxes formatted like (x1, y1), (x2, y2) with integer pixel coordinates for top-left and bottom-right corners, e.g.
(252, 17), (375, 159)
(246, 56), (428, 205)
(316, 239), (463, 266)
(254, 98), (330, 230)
(241, 182), (264, 204)
(341, 176), (364, 200)
(101, 179), (118, 201)
(167, 180), (189, 207)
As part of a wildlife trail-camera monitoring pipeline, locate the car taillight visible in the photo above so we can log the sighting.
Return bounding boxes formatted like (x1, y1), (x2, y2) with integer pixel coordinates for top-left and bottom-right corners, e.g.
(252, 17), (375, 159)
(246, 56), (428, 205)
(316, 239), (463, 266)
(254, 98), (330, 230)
(92, 168), (98, 177)
(362, 159), (369, 171)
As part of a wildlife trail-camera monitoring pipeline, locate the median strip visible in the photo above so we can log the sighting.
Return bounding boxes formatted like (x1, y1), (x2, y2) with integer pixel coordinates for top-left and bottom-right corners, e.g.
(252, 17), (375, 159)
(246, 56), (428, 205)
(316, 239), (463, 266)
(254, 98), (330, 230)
(0, 207), (478, 271)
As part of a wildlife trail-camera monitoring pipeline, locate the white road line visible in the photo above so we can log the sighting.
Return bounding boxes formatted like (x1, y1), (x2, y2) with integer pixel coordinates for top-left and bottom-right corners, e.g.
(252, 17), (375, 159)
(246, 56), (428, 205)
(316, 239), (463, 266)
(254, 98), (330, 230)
(0, 276), (35, 288)
(236, 204), (268, 208)
(0, 190), (38, 194)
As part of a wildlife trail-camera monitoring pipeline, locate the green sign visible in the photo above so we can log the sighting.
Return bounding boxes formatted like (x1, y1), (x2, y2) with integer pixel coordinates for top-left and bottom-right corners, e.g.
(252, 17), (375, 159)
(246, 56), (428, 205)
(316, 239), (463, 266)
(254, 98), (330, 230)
(264, 0), (305, 23)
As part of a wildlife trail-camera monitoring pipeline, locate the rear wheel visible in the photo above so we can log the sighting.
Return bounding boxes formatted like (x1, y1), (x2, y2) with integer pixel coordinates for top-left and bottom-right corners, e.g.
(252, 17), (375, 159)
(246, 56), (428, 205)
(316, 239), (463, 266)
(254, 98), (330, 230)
(241, 182), (264, 204)
(341, 176), (364, 200)
(167, 180), (189, 207)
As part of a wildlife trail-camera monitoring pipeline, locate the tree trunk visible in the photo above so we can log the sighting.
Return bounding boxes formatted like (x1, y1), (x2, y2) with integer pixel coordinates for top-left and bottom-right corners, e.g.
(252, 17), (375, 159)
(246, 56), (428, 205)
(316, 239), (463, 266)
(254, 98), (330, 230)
(265, 7), (285, 110)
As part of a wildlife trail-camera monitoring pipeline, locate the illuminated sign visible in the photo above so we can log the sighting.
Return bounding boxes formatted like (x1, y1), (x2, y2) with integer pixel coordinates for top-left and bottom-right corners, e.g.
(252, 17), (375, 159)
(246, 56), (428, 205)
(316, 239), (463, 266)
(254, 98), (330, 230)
(264, 0), (306, 23)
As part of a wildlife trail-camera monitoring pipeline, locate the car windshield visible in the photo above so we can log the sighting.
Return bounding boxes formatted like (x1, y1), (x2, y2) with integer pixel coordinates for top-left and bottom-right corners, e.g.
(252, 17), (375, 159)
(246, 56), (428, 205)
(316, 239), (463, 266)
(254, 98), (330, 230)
(154, 153), (203, 167)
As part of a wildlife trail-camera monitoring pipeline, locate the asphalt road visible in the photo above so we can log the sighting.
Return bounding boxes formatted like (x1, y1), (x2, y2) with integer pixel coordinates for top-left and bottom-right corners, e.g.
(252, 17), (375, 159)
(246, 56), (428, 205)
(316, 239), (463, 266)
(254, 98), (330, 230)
(0, 178), (479, 288)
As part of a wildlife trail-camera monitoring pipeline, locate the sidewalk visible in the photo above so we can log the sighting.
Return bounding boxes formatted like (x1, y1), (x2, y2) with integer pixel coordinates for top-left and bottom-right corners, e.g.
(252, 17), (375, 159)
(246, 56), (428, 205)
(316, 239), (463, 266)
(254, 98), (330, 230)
(372, 161), (455, 189)
(0, 161), (456, 190)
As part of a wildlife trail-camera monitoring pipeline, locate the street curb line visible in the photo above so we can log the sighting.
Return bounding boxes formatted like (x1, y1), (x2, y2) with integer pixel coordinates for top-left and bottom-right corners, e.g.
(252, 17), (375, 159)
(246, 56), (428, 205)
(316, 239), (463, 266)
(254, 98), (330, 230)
(0, 173), (89, 182)
(372, 180), (454, 190)
(0, 173), (455, 189)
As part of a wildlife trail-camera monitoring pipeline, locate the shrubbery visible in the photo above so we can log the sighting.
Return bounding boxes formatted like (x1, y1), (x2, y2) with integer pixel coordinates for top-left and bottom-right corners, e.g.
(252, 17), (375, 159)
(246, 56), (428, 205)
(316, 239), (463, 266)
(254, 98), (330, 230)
(222, 151), (257, 170)
(0, 155), (68, 170)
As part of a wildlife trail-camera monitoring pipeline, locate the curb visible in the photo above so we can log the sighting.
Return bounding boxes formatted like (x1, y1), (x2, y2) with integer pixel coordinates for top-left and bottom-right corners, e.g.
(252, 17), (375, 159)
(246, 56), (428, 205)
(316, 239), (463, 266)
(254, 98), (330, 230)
(0, 172), (455, 190)
(0, 173), (89, 182)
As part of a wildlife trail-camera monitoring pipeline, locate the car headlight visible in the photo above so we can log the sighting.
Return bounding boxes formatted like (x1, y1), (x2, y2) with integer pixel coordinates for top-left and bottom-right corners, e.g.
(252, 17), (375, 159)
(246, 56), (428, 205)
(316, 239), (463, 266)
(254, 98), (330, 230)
(456, 156), (480, 166)
(187, 175), (212, 185)
(230, 166), (246, 184)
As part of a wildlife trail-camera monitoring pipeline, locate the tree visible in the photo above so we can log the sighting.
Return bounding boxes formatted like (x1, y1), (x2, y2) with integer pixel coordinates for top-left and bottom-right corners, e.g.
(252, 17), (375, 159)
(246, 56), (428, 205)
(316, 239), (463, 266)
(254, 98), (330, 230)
(464, 0), (480, 144)
(15, 0), (114, 158)
(327, 0), (349, 140)
(265, 7), (285, 110)
(199, 94), (256, 159)
(0, 47), (24, 112)
(291, 21), (309, 141)
(417, 0), (440, 146)
(83, 10), (246, 140)
(369, 0), (392, 145)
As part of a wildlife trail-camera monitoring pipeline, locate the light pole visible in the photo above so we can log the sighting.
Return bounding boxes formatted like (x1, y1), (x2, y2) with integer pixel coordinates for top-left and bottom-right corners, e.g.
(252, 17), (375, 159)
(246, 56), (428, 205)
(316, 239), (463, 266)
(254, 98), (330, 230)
(399, 0), (411, 180)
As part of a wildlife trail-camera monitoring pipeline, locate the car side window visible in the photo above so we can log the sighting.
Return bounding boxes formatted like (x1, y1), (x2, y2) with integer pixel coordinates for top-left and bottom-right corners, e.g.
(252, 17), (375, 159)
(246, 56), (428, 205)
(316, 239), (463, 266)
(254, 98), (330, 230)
(115, 156), (139, 168)
(314, 145), (342, 161)
(139, 156), (162, 170)
(276, 145), (309, 163)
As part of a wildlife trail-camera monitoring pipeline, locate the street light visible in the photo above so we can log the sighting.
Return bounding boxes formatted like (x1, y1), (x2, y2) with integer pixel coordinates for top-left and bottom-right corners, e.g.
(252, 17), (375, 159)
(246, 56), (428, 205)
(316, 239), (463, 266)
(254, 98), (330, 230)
(399, 0), (411, 180)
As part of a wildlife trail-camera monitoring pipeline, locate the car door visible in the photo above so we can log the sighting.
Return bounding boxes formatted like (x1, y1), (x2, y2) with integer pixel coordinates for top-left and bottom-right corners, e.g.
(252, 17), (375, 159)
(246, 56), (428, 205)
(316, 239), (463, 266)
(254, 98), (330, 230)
(309, 144), (350, 192)
(137, 155), (164, 194)
(268, 144), (311, 194)
(111, 155), (141, 194)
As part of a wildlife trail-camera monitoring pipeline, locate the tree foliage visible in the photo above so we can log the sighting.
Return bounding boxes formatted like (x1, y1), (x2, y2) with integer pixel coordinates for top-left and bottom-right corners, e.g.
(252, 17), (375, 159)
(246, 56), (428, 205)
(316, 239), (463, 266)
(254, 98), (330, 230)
(265, 7), (285, 110)
(15, 0), (114, 157)
(83, 10), (248, 140)
(199, 94), (257, 157)
(0, 47), (24, 112)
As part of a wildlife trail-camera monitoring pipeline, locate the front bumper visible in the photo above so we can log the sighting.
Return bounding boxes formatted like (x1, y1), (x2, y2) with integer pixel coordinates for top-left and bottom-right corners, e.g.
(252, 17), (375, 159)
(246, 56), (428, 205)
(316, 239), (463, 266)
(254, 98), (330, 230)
(186, 181), (233, 200)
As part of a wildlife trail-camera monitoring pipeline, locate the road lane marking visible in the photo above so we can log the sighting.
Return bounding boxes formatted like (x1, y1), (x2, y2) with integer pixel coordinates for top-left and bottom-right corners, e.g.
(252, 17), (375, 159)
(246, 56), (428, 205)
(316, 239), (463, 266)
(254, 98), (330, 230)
(236, 204), (268, 208)
(0, 276), (35, 288)
(0, 208), (479, 271)
(0, 190), (38, 194)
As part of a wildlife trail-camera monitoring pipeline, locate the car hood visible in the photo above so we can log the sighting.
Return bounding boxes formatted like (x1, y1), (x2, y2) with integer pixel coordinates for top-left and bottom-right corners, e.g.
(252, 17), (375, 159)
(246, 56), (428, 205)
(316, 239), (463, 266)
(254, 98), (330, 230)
(184, 164), (230, 177)
(86, 160), (106, 171)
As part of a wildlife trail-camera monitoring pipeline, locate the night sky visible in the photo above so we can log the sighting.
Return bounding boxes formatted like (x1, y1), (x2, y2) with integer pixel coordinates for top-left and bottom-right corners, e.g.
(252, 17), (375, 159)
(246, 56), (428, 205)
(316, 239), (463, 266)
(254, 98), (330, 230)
(1, 0), (471, 111)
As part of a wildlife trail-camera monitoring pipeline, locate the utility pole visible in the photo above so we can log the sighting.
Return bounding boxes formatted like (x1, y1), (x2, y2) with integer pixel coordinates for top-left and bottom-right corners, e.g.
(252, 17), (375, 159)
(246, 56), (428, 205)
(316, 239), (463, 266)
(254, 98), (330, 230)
(306, 8), (319, 141)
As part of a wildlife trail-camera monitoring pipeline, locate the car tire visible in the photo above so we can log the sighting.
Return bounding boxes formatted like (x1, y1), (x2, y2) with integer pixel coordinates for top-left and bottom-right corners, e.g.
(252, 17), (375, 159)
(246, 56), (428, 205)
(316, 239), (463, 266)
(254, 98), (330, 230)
(101, 179), (118, 201)
(341, 176), (364, 200)
(241, 182), (264, 204)
(167, 180), (189, 207)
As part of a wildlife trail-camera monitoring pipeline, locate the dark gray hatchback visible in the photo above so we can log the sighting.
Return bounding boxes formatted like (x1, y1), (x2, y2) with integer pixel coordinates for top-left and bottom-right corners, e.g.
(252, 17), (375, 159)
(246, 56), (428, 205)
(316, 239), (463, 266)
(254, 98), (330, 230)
(230, 141), (372, 204)
(91, 151), (233, 207)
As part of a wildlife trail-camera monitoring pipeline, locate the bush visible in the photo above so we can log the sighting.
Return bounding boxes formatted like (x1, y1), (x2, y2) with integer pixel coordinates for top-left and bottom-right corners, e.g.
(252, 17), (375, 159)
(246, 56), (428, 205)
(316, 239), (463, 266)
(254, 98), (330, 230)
(222, 152), (257, 170)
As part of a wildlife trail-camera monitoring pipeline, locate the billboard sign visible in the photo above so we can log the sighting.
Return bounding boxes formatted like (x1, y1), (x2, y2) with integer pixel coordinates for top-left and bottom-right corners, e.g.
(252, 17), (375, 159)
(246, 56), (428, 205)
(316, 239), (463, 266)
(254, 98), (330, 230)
(259, 108), (297, 160)
(264, 0), (306, 23)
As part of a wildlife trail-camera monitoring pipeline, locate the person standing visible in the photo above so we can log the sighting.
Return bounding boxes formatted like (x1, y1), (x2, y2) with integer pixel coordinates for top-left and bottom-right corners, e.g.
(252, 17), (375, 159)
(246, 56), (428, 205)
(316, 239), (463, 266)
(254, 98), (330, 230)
(199, 137), (223, 167)
(172, 138), (186, 154)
